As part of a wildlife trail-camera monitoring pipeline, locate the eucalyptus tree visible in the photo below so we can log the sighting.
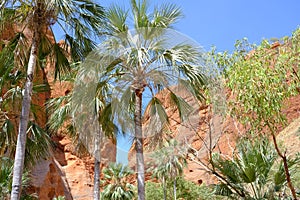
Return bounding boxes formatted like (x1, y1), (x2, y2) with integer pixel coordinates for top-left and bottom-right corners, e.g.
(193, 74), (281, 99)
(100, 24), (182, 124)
(0, 0), (105, 199)
(72, 1), (206, 200)
(218, 32), (300, 199)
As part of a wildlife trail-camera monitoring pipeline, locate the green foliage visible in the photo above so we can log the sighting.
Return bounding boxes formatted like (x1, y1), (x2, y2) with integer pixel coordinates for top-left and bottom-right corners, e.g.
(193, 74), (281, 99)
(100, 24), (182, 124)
(145, 181), (164, 199)
(212, 138), (300, 199)
(210, 28), (300, 199)
(0, 157), (13, 198)
(148, 139), (187, 199)
(24, 121), (53, 167)
(52, 196), (65, 200)
(101, 163), (135, 200)
(0, 157), (33, 199)
(216, 29), (300, 133)
(149, 139), (187, 180)
(145, 178), (220, 200)
(0, 110), (52, 168)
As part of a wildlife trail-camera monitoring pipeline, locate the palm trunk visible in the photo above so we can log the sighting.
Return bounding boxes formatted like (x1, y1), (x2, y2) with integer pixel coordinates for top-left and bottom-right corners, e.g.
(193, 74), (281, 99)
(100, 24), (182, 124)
(11, 29), (40, 200)
(93, 129), (102, 200)
(162, 176), (166, 200)
(135, 89), (145, 200)
(173, 178), (176, 200)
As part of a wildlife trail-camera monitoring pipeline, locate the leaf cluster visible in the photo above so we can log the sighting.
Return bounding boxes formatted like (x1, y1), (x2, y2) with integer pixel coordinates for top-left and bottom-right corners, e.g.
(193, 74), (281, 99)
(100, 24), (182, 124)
(212, 138), (300, 199)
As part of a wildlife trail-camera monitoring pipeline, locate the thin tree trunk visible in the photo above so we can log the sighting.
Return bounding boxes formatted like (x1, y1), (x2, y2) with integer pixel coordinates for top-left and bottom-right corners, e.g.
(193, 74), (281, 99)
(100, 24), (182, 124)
(11, 27), (40, 200)
(271, 132), (297, 199)
(94, 129), (102, 200)
(265, 121), (297, 200)
(173, 178), (176, 200)
(163, 176), (166, 200)
(135, 89), (145, 200)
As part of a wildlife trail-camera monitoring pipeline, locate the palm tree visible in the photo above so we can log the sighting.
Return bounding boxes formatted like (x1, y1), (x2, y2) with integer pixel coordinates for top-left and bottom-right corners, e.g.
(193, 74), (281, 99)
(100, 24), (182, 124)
(48, 63), (118, 200)
(149, 145), (169, 200)
(0, 1), (105, 199)
(212, 137), (299, 199)
(149, 139), (187, 200)
(101, 162), (135, 200)
(71, 1), (206, 199)
(0, 46), (53, 168)
(48, 95), (116, 200)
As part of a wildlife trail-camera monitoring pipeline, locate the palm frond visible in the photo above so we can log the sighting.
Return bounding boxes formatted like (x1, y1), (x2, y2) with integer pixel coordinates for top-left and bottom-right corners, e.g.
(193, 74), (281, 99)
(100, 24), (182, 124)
(0, 32), (29, 94)
(168, 90), (192, 122)
(2, 86), (22, 114)
(149, 97), (169, 125)
(101, 162), (135, 200)
(99, 103), (118, 142)
(111, 87), (135, 134)
(38, 32), (53, 60)
(152, 3), (182, 28)
(50, 43), (70, 79)
(0, 118), (16, 156)
(25, 121), (53, 167)
(106, 5), (129, 34)
(131, 0), (149, 28)
(47, 94), (71, 134)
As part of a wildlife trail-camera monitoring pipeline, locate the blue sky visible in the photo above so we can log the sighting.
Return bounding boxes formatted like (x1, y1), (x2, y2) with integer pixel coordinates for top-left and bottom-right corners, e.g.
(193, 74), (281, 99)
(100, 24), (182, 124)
(101, 0), (300, 52)
(101, 0), (300, 164)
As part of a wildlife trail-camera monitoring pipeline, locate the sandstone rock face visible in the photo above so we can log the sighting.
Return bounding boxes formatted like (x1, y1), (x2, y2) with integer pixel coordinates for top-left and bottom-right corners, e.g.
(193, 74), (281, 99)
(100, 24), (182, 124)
(29, 49), (117, 199)
(30, 158), (72, 200)
(128, 85), (300, 184)
(30, 133), (116, 200)
(127, 86), (218, 184)
(53, 136), (94, 200)
(0, 26), (117, 199)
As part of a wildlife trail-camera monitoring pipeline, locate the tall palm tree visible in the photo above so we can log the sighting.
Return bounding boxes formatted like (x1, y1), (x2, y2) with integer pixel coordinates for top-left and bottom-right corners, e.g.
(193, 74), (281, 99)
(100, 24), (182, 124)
(0, 1), (105, 199)
(72, 1), (206, 199)
(0, 71), (53, 169)
(48, 63), (118, 200)
(0, 36), (53, 169)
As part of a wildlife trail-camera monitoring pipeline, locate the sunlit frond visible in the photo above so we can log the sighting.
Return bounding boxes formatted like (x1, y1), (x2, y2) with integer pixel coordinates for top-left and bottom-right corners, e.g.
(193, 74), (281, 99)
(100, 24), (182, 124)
(106, 5), (129, 34)
(152, 3), (182, 28)
(47, 94), (72, 134)
(0, 118), (16, 156)
(131, 0), (149, 28)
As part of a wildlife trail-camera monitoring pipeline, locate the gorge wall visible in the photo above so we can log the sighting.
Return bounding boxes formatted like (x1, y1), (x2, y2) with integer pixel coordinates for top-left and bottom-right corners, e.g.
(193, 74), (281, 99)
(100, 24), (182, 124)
(128, 88), (300, 185)
(0, 26), (116, 199)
